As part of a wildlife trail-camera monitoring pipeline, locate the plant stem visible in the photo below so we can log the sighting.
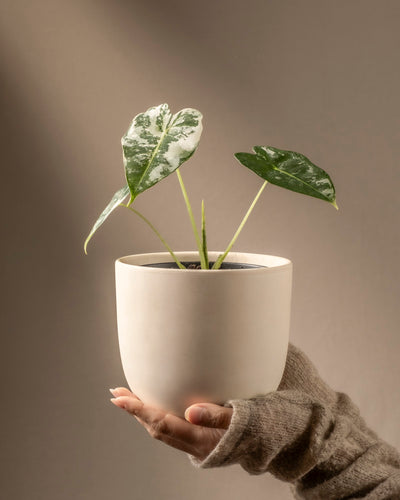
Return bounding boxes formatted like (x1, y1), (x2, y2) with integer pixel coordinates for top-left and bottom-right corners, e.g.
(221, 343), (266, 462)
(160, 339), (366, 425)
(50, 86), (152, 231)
(176, 169), (208, 269)
(212, 181), (268, 270)
(201, 200), (209, 269)
(120, 203), (186, 269)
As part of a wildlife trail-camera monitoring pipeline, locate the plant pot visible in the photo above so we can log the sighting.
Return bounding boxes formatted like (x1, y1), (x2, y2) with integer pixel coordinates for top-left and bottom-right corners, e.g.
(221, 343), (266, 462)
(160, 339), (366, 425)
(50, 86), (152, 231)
(115, 251), (292, 416)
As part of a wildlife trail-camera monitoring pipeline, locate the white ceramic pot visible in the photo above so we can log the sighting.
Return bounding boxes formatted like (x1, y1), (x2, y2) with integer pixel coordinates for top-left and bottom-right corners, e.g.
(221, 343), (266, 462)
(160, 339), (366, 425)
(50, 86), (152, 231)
(115, 251), (292, 416)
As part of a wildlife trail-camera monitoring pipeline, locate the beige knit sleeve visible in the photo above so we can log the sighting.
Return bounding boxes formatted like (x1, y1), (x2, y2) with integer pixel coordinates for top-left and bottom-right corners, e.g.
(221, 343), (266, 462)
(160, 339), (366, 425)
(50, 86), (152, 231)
(190, 345), (400, 499)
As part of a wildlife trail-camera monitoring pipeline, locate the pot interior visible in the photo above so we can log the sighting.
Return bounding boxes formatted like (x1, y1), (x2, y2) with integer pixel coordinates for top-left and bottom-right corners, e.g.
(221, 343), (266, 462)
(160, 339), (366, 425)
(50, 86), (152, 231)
(117, 252), (292, 270)
(142, 261), (266, 270)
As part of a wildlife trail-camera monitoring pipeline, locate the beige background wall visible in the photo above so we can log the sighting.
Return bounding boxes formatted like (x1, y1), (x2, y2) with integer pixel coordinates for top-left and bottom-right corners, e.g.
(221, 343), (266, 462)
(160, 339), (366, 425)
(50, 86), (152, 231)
(1, 1), (399, 499)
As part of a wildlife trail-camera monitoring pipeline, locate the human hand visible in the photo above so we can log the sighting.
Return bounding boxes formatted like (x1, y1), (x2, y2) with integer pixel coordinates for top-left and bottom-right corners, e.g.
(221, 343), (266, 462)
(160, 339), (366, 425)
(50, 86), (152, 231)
(110, 388), (233, 461)
(108, 346), (335, 464)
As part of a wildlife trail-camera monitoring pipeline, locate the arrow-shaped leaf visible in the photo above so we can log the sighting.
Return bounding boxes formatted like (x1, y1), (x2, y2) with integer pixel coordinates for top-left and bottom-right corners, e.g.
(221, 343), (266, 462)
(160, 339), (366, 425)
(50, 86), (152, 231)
(122, 103), (203, 204)
(84, 104), (203, 254)
(84, 185), (130, 254)
(235, 146), (338, 208)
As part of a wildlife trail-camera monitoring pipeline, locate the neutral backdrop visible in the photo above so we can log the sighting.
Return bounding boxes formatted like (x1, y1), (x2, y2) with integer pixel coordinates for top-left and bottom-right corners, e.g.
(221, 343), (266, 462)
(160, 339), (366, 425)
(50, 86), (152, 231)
(1, 1), (399, 499)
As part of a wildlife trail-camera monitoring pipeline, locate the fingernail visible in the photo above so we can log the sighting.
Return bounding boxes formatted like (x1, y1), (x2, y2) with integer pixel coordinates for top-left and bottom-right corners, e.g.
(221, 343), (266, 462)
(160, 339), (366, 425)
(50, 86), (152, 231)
(110, 397), (126, 410)
(185, 406), (206, 424)
(109, 388), (117, 396)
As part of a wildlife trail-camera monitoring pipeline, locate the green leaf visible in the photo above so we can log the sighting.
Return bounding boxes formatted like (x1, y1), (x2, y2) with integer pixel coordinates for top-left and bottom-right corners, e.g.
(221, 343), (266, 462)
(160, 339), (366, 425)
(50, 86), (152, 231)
(122, 103), (203, 204)
(235, 146), (338, 208)
(84, 185), (130, 254)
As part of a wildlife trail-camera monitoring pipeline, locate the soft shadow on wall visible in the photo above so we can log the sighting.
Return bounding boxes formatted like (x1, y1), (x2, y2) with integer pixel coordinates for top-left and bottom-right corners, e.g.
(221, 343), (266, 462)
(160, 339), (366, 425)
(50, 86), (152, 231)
(1, 0), (400, 499)
(0, 2), (293, 499)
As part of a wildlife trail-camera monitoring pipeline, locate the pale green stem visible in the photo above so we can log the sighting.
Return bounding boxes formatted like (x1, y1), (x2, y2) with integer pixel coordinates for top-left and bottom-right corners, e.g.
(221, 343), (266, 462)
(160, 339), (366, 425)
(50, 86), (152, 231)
(201, 200), (209, 269)
(120, 204), (186, 269)
(176, 169), (208, 269)
(212, 181), (268, 270)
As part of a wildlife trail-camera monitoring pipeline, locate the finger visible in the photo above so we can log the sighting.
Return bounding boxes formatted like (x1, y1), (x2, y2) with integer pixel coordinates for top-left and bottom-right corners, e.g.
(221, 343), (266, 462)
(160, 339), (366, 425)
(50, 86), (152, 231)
(111, 396), (204, 444)
(110, 396), (204, 455)
(184, 403), (233, 429)
(134, 412), (223, 460)
(134, 415), (200, 456)
(110, 396), (226, 459)
(109, 387), (139, 398)
(150, 432), (200, 456)
(110, 395), (143, 412)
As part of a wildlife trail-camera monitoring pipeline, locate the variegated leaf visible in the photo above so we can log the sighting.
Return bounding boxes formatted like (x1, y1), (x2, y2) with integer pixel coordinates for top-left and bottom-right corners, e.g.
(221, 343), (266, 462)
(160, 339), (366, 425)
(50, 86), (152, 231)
(84, 185), (130, 254)
(235, 146), (338, 208)
(122, 103), (203, 204)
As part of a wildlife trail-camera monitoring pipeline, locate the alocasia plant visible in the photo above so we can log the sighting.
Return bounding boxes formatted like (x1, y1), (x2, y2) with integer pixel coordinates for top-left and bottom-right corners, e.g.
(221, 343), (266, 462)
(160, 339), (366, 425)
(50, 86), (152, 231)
(84, 103), (338, 269)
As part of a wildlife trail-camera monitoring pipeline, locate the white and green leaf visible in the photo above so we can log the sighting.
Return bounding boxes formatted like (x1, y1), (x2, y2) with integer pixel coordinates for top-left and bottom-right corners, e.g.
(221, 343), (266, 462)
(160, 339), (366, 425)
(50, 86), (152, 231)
(122, 103), (203, 205)
(235, 146), (338, 208)
(83, 104), (203, 253)
(84, 185), (130, 254)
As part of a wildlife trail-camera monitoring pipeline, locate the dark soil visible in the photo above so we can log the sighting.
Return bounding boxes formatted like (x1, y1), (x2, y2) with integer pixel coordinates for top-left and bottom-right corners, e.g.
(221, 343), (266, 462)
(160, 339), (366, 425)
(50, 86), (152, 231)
(142, 261), (266, 270)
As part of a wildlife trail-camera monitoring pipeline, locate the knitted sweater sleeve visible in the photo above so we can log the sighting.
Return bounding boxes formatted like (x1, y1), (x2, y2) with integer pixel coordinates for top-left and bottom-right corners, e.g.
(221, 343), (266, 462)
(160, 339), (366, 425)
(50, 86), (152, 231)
(189, 345), (400, 499)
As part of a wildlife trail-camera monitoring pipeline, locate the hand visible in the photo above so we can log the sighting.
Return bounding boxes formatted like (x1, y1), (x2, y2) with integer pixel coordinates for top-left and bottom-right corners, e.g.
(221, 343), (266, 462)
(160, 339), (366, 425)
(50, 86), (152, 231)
(110, 388), (233, 461)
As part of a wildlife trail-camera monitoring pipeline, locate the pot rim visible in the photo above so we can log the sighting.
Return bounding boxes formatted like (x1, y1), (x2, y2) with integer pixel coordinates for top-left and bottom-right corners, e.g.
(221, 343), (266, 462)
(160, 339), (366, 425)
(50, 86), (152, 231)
(116, 251), (292, 273)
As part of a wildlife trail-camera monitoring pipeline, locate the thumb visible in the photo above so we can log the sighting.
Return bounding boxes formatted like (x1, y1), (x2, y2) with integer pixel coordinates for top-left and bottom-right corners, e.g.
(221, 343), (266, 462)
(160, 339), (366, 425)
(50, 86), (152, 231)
(184, 403), (232, 429)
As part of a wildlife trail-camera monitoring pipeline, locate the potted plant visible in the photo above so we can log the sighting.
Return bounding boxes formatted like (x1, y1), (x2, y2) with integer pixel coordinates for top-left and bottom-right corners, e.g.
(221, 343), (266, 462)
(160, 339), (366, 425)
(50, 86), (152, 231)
(84, 104), (338, 416)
